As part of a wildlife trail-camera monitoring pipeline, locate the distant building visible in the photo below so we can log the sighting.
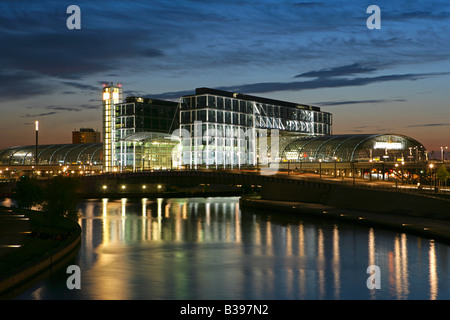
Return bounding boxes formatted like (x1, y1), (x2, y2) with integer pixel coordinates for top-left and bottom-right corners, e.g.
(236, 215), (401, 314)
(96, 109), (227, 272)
(72, 128), (101, 144)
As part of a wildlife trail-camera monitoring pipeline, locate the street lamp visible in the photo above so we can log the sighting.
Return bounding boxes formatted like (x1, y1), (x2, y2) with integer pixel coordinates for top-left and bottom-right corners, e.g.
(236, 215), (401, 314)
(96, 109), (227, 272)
(429, 163), (435, 189)
(395, 163), (399, 188)
(333, 156), (337, 178)
(35, 120), (39, 172)
(401, 161), (405, 184)
(319, 159), (322, 179)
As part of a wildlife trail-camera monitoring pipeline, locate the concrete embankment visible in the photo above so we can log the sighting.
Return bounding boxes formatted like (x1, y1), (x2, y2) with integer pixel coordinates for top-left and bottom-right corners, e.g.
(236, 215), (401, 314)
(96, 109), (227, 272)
(240, 197), (450, 245)
(260, 180), (450, 219)
(0, 212), (81, 296)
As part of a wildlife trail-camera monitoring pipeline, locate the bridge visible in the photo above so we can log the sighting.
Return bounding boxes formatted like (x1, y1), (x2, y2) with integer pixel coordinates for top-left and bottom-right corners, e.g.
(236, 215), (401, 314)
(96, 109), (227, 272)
(79, 168), (450, 218)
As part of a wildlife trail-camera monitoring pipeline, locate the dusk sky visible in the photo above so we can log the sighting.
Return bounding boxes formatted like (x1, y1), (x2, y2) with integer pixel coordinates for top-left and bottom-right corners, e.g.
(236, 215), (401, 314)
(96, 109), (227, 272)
(0, 0), (449, 154)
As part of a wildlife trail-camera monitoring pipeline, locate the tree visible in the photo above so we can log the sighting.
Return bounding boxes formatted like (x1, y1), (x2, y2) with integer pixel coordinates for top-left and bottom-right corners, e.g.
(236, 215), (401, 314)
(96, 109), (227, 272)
(436, 165), (450, 187)
(12, 175), (44, 209)
(42, 176), (81, 221)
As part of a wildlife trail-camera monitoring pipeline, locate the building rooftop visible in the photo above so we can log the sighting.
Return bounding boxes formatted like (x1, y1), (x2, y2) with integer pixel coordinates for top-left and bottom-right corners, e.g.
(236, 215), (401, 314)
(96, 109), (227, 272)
(184, 87), (321, 112)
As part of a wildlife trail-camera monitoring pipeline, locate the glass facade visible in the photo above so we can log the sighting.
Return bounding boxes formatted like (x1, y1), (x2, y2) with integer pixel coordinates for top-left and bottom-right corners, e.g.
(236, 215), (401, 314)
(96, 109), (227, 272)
(179, 88), (332, 168)
(281, 134), (427, 163)
(114, 97), (179, 171)
(118, 132), (180, 171)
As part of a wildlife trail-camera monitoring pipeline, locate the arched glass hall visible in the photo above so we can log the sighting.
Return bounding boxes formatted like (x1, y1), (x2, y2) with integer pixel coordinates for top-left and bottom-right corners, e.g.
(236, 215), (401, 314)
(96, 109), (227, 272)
(0, 143), (103, 166)
(281, 134), (427, 163)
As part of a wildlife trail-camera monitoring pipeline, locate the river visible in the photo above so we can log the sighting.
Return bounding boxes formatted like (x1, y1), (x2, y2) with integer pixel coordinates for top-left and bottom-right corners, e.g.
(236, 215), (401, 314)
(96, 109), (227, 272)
(5, 196), (450, 300)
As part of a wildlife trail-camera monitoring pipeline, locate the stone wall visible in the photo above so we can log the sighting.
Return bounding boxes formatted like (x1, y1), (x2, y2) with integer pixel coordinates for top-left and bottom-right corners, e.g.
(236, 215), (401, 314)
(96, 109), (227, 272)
(261, 182), (450, 219)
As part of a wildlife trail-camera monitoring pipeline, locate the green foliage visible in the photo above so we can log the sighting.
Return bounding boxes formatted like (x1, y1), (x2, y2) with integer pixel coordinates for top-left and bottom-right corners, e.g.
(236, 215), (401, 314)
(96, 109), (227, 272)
(42, 176), (81, 221)
(12, 175), (44, 209)
(436, 165), (450, 185)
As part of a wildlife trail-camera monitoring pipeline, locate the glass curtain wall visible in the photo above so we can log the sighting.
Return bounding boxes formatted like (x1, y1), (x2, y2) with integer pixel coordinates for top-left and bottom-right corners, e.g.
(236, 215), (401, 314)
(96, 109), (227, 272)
(114, 98), (179, 171)
(180, 94), (256, 169)
(117, 132), (179, 171)
(179, 92), (332, 168)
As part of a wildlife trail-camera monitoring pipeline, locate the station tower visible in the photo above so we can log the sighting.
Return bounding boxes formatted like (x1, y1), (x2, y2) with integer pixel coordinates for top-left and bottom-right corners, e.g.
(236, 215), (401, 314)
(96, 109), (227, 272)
(102, 82), (123, 172)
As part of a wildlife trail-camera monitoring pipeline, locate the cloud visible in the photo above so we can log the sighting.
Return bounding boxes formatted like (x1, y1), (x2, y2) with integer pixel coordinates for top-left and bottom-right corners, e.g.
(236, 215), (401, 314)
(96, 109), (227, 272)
(61, 81), (100, 92)
(405, 123), (450, 128)
(147, 71), (449, 100)
(0, 30), (165, 80)
(21, 112), (58, 118)
(292, 2), (324, 7)
(46, 104), (99, 112)
(46, 106), (82, 112)
(315, 99), (407, 106)
(0, 71), (56, 102)
(295, 63), (378, 79)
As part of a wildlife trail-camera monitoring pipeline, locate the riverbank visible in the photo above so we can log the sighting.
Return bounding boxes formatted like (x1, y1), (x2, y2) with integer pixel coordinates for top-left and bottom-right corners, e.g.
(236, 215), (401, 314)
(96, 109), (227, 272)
(240, 196), (450, 246)
(0, 206), (81, 297)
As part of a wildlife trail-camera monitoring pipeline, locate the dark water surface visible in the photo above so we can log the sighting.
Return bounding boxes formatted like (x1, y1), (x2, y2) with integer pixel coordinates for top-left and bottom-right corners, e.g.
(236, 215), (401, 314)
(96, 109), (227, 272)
(6, 197), (450, 300)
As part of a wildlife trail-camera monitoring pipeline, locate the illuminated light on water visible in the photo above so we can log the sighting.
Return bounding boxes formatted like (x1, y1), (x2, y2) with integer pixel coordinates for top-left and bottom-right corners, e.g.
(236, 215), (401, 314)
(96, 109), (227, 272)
(157, 198), (163, 218)
(121, 198), (127, 217)
(10, 197), (450, 300)
(102, 198), (108, 217)
(142, 198), (148, 217)
(429, 240), (438, 300)
(332, 225), (341, 299)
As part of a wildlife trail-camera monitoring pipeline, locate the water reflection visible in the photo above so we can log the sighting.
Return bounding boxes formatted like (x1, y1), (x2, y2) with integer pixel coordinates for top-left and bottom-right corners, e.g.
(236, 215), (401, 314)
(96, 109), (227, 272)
(5, 196), (450, 300)
(429, 240), (438, 300)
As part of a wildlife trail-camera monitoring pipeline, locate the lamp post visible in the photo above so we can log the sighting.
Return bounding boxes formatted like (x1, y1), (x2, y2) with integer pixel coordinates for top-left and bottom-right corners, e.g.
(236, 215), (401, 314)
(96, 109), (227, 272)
(395, 163), (399, 188)
(429, 163), (435, 190)
(401, 161), (404, 184)
(319, 159), (322, 179)
(333, 156), (337, 178)
(352, 161), (355, 186)
(35, 120), (39, 173)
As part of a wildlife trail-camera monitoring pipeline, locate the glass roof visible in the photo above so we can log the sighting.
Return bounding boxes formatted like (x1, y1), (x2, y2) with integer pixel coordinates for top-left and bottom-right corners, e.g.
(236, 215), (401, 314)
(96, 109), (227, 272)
(282, 134), (427, 162)
(0, 143), (103, 166)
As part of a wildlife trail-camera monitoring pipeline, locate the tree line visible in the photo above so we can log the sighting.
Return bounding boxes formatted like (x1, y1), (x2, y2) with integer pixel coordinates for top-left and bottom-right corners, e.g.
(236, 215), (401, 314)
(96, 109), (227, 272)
(12, 175), (80, 221)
